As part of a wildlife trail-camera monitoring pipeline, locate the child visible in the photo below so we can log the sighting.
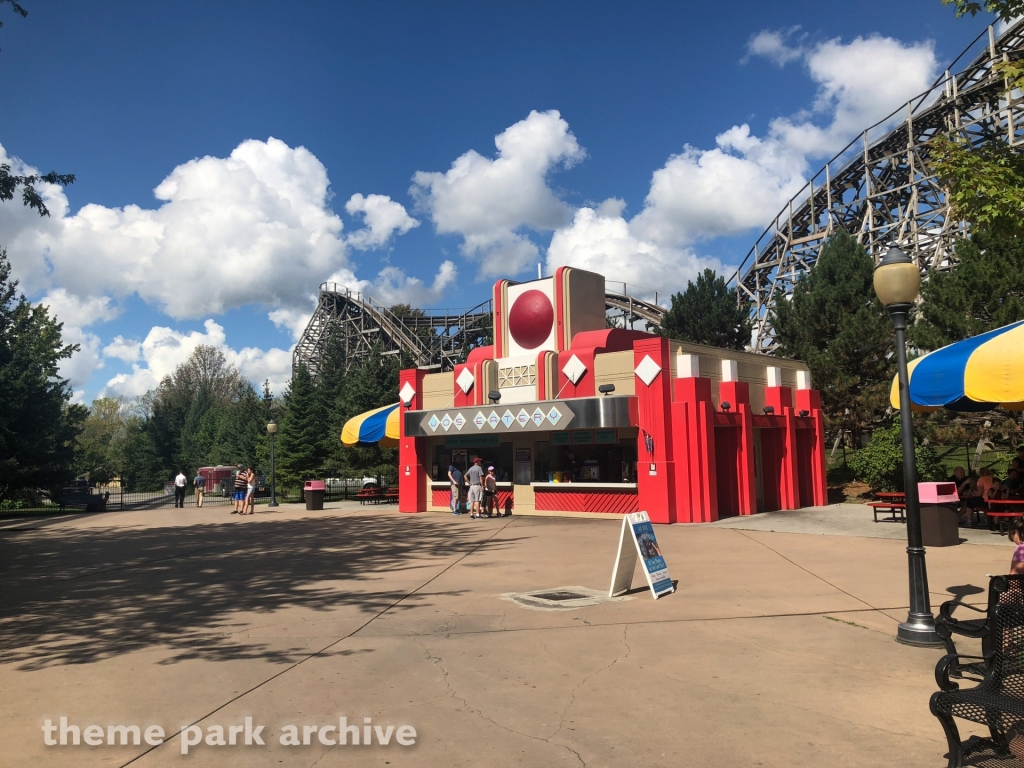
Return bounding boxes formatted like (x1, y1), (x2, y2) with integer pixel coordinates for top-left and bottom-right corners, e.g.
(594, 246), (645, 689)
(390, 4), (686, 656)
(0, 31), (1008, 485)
(1008, 517), (1024, 574)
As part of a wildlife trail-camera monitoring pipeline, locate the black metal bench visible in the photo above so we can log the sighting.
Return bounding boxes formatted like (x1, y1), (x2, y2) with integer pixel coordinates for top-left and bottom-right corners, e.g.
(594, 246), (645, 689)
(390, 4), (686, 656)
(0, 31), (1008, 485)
(930, 575), (1024, 767)
(935, 578), (1017, 681)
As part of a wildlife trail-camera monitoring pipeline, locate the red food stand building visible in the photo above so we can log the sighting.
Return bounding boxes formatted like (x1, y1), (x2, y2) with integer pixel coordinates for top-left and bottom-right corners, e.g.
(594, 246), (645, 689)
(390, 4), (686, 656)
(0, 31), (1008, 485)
(396, 267), (826, 523)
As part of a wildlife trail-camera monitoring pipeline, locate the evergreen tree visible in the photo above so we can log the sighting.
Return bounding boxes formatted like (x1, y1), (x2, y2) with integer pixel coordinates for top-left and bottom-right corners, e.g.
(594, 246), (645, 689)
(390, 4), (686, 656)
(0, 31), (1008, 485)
(657, 269), (752, 350)
(912, 232), (1024, 350)
(772, 232), (894, 442)
(276, 364), (327, 492)
(0, 249), (86, 502)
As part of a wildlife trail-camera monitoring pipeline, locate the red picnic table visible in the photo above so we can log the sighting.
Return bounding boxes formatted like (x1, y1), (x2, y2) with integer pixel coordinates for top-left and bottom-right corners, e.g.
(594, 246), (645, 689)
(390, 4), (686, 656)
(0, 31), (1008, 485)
(356, 488), (383, 505)
(985, 498), (1024, 534)
(868, 491), (906, 523)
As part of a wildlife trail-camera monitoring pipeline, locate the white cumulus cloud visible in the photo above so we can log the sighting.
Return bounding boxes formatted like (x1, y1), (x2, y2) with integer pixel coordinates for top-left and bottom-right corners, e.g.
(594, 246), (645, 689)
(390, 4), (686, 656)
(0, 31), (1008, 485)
(410, 109), (585, 278)
(548, 32), (938, 296)
(2, 138), (350, 319)
(101, 319), (292, 400)
(345, 193), (419, 249)
(628, 33), (938, 249)
(742, 27), (804, 66)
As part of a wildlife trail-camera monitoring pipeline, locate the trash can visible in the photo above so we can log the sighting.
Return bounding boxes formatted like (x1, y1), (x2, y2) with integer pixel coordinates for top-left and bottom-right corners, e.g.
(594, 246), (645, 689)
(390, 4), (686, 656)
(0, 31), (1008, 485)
(304, 480), (325, 511)
(919, 481), (961, 547)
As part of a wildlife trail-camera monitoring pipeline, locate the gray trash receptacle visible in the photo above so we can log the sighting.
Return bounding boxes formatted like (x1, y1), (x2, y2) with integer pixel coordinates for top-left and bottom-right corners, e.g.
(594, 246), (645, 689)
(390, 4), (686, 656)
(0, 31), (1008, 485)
(305, 480), (325, 511)
(921, 504), (960, 546)
(920, 481), (961, 547)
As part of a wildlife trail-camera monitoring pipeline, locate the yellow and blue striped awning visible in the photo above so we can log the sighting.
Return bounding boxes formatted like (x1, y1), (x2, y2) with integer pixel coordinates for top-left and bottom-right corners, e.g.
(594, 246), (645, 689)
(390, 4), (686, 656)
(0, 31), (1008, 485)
(341, 403), (401, 448)
(890, 320), (1024, 412)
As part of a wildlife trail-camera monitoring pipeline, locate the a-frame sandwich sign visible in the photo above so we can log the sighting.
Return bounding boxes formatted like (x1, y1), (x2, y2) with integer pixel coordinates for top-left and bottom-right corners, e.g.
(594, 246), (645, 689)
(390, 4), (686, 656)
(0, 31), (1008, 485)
(609, 511), (674, 599)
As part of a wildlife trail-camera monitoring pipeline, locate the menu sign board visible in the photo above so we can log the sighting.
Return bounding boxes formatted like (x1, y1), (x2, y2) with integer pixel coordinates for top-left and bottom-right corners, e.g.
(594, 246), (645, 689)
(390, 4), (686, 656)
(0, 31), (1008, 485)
(609, 511), (674, 599)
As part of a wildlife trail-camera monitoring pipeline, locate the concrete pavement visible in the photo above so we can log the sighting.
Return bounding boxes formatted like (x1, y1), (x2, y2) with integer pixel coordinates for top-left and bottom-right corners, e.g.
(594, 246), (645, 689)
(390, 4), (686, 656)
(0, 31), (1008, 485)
(0, 501), (1013, 767)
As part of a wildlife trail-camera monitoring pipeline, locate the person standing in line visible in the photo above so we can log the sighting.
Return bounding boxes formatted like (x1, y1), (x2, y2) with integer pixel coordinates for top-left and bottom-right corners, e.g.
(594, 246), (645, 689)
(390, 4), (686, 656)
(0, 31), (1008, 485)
(173, 469), (188, 508)
(447, 461), (463, 515)
(232, 465), (247, 514)
(193, 470), (206, 508)
(484, 466), (497, 517)
(465, 457), (485, 519)
(243, 467), (257, 515)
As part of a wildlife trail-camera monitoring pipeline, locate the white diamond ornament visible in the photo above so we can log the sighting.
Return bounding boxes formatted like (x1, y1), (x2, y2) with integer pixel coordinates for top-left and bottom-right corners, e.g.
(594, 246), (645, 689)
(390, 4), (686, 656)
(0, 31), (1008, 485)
(516, 409), (530, 426)
(547, 407), (561, 425)
(561, 354), (587, 385)
(453, 413), (466, 430)
(399, 382), (416, 405)
(456, 367), (475, 394)
(501, 410), (515, 428)
(474, 412), (486, 429)
(532, 408), (545, 426)
(428, 415), (440, 432)
(441, 414), (453, 432)
(635, 355), (662, 386)
(487, 411), (500, 428)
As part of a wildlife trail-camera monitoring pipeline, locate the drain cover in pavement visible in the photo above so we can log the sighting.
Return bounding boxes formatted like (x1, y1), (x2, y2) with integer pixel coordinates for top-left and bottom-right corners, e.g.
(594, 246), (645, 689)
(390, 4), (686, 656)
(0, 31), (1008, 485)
(499, 586), (633, 611)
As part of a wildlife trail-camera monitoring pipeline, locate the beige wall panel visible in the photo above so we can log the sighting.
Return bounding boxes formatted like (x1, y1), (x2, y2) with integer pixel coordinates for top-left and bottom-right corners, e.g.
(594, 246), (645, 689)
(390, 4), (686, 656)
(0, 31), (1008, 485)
(422, 372), (454, 410)
(563, 268), (606, 347)
(594, 350), (636, 396)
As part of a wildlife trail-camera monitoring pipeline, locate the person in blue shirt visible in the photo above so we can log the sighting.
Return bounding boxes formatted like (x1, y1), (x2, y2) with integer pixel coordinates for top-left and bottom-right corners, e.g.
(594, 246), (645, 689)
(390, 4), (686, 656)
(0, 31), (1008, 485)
(193, 471), (206, 508)
(447, 463), (463, 515)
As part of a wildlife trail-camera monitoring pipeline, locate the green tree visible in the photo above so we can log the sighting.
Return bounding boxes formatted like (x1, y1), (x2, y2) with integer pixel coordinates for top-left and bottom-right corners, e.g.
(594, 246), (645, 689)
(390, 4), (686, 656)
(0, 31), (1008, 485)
(934, 1), (1024, 235)
(912, 232), (1024, 350)
(657, 269), (752, 350)
(848, 417), (945, 491)
(276, 364), (327, 492)
(75, 397), (131, 485)
(0, 249), (86, 502)
(772, 232), (894, 442)
(942, 0), (1024, 22)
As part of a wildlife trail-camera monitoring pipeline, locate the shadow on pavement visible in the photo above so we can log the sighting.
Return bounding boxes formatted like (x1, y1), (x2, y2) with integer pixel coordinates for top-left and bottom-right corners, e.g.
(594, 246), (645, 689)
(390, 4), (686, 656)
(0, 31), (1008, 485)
(0, 514), (517, 670)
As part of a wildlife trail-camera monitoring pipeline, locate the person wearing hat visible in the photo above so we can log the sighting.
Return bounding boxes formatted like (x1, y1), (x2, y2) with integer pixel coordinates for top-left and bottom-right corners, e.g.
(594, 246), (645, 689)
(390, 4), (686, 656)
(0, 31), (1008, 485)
(484, 466), (497, 517)
(465, 457), (486, 519)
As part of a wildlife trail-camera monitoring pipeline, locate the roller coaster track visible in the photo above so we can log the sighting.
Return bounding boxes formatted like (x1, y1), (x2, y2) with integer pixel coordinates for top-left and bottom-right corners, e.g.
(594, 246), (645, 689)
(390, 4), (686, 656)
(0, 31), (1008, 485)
(730, 19), (1024, 353)
(293, 282), (667, 376)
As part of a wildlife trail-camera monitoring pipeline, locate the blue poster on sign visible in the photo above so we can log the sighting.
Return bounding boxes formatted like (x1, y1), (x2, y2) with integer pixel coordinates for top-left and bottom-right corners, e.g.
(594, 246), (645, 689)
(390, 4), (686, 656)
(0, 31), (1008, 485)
(630, 520), (672, 595)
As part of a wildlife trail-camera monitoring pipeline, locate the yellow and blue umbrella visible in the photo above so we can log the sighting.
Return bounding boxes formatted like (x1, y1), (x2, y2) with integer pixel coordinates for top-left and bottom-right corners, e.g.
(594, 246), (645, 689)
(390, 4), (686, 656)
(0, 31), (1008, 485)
(341, 403), (401, 448)
(890, 320), (1024, 412)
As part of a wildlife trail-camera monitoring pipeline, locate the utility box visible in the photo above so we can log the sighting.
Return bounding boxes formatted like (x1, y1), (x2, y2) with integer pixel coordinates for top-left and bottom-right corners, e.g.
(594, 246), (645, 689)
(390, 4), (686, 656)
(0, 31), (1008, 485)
(919, 482), (961, 547)
(304, 480), (326, 511)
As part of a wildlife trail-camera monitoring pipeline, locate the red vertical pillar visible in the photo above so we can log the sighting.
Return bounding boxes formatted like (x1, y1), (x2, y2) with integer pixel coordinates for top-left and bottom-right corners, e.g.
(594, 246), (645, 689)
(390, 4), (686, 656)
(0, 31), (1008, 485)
(633, 338), (675, 524)
(796, 388), (828, 506)
(398, 368), (429, 514)
(765, 386), (798, 509)
(720, 380), (757, 516)
(671, 376), (718, 522)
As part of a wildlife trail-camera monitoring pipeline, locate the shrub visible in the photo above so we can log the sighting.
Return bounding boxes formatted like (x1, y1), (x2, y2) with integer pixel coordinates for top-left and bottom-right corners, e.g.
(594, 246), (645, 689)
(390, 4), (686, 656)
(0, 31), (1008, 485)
(848, 419), (944, 491)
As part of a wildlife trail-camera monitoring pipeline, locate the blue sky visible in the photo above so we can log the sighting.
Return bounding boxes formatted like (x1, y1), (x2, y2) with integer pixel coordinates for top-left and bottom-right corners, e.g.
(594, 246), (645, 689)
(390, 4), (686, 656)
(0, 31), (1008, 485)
(0, 0), (997, 403)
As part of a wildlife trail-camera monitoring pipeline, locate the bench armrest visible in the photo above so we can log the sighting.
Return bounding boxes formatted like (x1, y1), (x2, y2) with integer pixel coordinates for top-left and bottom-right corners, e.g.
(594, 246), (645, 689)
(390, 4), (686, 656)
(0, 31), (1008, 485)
(935, 653), (992, 690)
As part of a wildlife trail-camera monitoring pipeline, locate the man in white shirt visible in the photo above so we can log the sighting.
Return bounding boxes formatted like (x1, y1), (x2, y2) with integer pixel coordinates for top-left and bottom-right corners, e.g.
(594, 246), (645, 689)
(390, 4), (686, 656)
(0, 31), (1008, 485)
(174, 470), (187, 508)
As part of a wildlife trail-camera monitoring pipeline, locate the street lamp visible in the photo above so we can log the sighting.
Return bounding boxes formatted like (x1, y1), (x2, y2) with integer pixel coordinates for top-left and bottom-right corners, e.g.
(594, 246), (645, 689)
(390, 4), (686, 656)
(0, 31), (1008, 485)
(267, 420), (278, 508)
(873, 245), (941, 647)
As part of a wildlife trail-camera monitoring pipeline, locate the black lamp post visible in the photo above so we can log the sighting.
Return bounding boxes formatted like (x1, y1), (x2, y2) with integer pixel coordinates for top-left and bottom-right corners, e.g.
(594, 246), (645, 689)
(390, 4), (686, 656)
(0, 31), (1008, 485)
(267, 420), (278, 508)
(873, 246), (941, 647)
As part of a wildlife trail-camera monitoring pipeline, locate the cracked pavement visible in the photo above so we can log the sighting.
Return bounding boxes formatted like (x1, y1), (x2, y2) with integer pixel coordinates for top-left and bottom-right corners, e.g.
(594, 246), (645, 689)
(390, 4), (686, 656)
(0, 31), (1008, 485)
(0, 501), (1012, 766)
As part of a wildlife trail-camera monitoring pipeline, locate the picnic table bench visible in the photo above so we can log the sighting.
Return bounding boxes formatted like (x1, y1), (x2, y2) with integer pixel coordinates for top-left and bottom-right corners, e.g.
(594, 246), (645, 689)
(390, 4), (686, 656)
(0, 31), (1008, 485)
(384, 489), (399, 504)
(931, 575), (1024, 767)
(986, 499), (1024, 534)
(356, 488), (383, 505)
(869, 492), (906, 523)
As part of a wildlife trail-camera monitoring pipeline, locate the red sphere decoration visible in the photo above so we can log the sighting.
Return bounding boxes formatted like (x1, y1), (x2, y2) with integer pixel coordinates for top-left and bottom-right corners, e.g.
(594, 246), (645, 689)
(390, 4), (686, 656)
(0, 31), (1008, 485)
(508, 290), (554, 350)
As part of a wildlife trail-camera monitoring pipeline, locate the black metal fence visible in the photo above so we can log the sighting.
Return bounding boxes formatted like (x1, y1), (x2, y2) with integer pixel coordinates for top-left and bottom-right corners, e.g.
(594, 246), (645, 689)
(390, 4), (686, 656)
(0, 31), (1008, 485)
(64, 480), (366, 512)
